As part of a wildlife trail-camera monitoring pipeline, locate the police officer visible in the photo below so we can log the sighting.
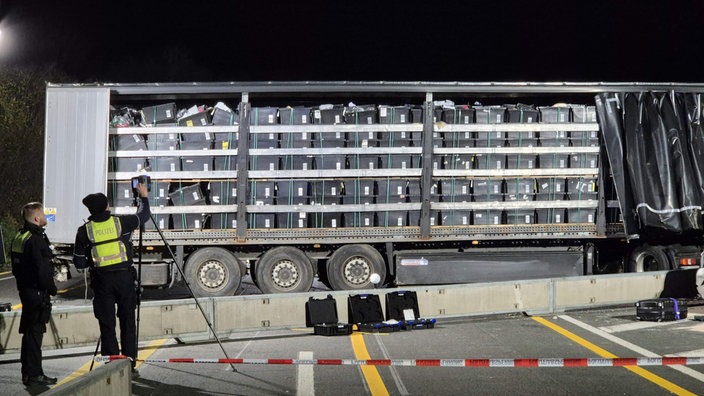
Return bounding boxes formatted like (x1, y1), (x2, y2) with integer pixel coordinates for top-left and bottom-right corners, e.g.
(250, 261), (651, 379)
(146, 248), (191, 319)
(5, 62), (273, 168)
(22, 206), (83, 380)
(73, 183), (150, 374)
(11, 202), (58, 386)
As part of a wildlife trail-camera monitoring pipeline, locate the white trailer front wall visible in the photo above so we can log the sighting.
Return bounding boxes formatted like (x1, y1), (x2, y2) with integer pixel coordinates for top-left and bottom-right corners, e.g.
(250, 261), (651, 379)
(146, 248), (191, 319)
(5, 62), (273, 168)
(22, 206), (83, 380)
(43, 86), (110, 244)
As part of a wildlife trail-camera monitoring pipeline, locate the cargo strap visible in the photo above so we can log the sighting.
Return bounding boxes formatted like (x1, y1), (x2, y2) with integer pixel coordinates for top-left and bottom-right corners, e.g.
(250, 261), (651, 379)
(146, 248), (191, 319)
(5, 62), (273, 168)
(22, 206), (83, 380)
(670, 298), (681, 320)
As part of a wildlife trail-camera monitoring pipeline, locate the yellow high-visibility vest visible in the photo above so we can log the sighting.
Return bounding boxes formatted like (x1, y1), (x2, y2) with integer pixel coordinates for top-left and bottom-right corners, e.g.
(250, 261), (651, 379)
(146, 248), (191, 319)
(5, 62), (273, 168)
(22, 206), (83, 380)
(86, 217), (128, 267)
(11, 230), (31, 264)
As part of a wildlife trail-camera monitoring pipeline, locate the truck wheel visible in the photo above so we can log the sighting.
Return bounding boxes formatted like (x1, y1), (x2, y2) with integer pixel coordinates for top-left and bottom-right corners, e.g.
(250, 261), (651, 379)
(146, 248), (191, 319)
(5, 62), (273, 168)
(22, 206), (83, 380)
(185, 247), (242, 297)
(326, 244), (386, 290)
(628, 244), (670, 272)
(255, 247), (314, 294)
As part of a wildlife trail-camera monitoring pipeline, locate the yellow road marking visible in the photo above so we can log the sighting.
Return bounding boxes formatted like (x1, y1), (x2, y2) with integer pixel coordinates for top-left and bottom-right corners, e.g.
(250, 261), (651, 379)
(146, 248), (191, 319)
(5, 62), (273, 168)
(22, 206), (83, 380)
(55, 338), (168, 387)
(350, 332), (389, 396)
(0, 270), (11, 276)
(532, 316), (697, 396)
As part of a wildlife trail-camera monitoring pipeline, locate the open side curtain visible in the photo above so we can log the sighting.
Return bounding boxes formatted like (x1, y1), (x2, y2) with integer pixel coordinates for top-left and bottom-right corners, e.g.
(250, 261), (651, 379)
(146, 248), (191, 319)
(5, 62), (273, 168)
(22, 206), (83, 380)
(596, 91), (704, 239)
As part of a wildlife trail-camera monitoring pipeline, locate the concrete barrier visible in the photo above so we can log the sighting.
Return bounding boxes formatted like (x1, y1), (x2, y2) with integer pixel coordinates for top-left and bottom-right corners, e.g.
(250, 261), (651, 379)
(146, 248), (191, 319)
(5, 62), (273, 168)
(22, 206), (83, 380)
(42, 358), (131, 396)
(0, 271), (670, 352)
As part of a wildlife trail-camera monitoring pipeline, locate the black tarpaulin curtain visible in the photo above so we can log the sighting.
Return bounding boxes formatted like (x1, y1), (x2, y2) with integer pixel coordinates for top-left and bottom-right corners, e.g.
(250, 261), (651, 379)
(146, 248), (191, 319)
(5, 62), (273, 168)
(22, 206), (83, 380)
(596, 91), (704, 239)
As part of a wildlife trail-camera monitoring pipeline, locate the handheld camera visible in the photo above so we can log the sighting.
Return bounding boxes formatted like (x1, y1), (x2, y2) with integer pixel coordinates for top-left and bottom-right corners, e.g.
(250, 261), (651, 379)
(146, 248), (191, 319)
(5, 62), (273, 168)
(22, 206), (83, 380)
(131, 175), (152, 197)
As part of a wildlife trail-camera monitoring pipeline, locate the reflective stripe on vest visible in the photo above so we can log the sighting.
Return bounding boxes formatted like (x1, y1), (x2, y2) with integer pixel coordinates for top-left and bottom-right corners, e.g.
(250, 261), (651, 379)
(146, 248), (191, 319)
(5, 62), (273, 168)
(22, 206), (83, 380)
(86, 217), (128, 267)
(11, 230), (31, 254)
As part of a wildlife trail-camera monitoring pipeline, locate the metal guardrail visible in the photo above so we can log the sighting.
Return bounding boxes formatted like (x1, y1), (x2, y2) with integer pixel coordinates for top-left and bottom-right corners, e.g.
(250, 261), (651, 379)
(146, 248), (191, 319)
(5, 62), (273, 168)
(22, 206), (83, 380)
(0, 271), (668, 353)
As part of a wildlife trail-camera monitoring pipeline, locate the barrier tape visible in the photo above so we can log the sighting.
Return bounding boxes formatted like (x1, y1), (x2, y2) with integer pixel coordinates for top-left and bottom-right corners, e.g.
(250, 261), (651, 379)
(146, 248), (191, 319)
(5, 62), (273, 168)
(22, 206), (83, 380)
(95, 355), (704, 367)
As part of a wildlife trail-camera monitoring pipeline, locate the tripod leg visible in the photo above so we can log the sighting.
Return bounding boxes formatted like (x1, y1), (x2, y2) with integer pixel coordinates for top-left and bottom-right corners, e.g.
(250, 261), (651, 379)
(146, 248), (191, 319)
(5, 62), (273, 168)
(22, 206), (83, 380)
(89, 338), (101, 371)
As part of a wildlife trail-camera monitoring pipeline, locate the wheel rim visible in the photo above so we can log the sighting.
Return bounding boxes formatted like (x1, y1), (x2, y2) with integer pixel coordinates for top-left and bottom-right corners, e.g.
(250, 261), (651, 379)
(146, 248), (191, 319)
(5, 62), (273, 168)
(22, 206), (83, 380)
(343, 256), (372, 286)
(197, 260), (228, 290)
(634, 253), (660, 272)
(271, 259), (299, 289)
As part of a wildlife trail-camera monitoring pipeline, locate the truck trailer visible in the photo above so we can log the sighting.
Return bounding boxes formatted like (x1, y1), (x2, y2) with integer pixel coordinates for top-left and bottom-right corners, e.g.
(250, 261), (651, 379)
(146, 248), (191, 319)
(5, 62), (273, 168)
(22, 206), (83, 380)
(43, 82), (704, 296)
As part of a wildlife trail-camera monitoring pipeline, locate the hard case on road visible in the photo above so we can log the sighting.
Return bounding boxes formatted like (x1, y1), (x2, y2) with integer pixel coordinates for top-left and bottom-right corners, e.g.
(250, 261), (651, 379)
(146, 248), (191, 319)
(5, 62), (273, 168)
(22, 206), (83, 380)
(635, 298), (688, 321)
(385, 290), (436, 330)
(348, 294), (401, 333)
(305, 295), (352, 336)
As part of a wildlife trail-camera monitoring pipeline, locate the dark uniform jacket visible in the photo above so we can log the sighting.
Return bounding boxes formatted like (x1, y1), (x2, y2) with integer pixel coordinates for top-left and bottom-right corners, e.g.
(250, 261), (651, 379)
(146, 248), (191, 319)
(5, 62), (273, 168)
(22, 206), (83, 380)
(73, 197), (150, 271)
(12, 221), (57, 332)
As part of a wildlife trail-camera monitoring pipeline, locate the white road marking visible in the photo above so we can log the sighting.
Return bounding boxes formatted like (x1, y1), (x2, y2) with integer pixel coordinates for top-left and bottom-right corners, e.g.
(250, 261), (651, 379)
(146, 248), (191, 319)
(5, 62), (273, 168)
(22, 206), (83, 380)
(559, 314), (704, 383)
(297, 351), (315, 396)
(374, 334), (409, 395)
(600, 320), (692, 333)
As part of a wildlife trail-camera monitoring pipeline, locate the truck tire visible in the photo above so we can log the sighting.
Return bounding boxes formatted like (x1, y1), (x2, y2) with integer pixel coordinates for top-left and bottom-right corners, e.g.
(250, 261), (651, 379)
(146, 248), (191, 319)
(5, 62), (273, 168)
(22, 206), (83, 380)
(326, 244), (386, 290)
(255, 247), (314, 294)
(185, 247), (243, 297)
(628, 244), (670, 272)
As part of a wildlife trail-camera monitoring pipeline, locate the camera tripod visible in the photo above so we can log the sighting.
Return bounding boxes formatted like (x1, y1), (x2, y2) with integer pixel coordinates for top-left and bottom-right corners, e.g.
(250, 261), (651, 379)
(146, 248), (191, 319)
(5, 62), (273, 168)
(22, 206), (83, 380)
(90, 207), (237, 372)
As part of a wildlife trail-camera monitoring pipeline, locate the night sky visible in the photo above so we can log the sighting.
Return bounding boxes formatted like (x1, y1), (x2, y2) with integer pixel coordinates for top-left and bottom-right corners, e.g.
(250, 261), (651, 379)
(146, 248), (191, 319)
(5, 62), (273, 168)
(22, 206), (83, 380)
(2, 0), (704, 83)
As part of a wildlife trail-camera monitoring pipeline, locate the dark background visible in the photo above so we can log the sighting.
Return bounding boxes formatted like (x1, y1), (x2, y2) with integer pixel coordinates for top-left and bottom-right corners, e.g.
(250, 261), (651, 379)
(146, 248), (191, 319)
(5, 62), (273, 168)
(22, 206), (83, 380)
(3, 0), (704, 83)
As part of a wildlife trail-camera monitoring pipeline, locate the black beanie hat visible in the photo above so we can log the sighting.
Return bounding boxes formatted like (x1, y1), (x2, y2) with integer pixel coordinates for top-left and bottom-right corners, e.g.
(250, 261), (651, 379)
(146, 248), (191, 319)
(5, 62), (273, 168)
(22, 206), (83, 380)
(82, 193), (109, 216)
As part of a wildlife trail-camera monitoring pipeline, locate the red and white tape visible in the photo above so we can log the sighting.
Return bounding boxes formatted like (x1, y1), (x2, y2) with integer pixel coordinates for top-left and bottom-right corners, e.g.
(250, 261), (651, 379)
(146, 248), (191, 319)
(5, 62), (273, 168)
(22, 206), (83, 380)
(96, 355), (704, 367)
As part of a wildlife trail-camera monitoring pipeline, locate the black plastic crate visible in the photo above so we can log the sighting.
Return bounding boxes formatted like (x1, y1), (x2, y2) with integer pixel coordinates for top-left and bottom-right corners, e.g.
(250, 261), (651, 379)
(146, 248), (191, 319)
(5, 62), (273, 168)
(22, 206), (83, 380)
(279, 107), (312, 125)
(249, 181), (275, 200)
(410, 107), (423, 123)
(474, 106), (506, 124)
(174, 213), (206, 230)
(570, 136), (599, 147)
(506, 138), (537, 147)
(472, 178), (503, 195)
(278, 180), (310, 199)
(280, 132), (312, 148)
(147, 156), (179, 172)
(311, 180), (342, 200)
(442, 105), (474, 124)
(377, 179), (408, 203)
(379, 105), (411, 124)
(408, 210), (439, 226)
(407, 180), (440, 197)
(311, 212), (342, 228)
(379, 154), (411, 169)
(169, 184), (206, 206)
(249, 135), (278, 148)
(349, 154), (379, 170)
(506, 154), (537, 169)
(569, 153), (599, 168)
(377, 211), (407, 227)
(208, 181), (237, 205)
(146, 134), (179, 150)
(443, 132), (474, 148)
(344, 105), (377, 124)
(144, 214), (171, 231)
(213, 155), (237, 171)
(475, 134), (506, 147)
(537, 177), (566, 196)
(567, 177), (597, 194)
(443, 154), (473, 170)
(343, 180), (375, 199)
(346, 130), (378, 148)
(378, 135), (412, 148)
(440, 210), (472, 226)
(213, 132), (239, 149)
(539, 137), (569, 146)
(506, 209), (535, 224)
(313, 154), (346, 170)
(313, 105), (345, 125)
(311, 137), (345, 148)
(473, 210), (503, 225)
(141, 103), (177, 125)
(277, 212), (309, 228)
(180, 140), (212, 150)
(343, 212), (375, 227)
(178, 112), (211, 128)
(539, 106), (570, 123)
(507, 107), (539, 124)
(280, 155), (313, 171)
(211, 108), (239, 126)
(535, 208), (565, 224)
(210, 213), (237, 229)
(249, 156), (279, 171)
(111, 134), (147, 151)
(111, 158), (147, 173)
(504, 178), (535, 195)
(473, 154), (505, 170)
(181, 156), (212, 171)
(538, 154), (569, 169)
(570, 105), (597, 123)
(505, 192), (535, 202)
(567, 208), (596, 223)
(250, 107), (279, 125)
(249, 213), (275, 228)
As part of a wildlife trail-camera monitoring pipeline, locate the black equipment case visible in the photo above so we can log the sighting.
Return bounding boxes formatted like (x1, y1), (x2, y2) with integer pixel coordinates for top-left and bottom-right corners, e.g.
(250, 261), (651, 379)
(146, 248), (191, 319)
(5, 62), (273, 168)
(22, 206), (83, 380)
(385, 290), (436, 330)
(348, 294), (401, 333)
(305, 295), (352, 336)
(635, 298), (688, 321)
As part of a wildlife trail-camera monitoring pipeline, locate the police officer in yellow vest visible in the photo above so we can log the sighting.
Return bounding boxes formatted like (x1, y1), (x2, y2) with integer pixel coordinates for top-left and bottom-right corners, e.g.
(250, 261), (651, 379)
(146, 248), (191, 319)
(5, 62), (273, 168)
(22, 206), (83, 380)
(12, 202), (58, 386)
(73, 183), (150, 373)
